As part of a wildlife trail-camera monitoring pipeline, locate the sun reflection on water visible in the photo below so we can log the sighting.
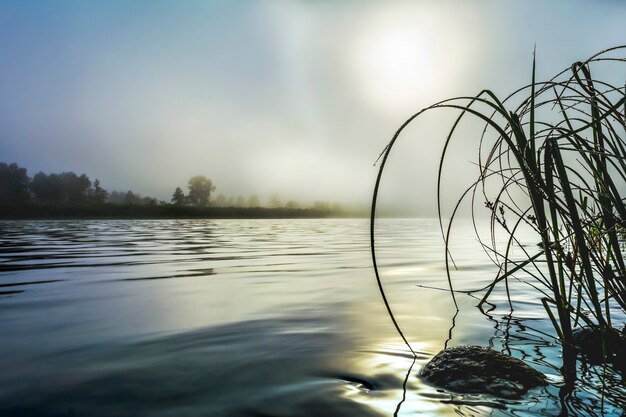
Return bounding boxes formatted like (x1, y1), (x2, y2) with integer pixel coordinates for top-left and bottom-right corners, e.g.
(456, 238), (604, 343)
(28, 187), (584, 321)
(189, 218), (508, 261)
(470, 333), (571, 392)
(335, 340), (487, 417)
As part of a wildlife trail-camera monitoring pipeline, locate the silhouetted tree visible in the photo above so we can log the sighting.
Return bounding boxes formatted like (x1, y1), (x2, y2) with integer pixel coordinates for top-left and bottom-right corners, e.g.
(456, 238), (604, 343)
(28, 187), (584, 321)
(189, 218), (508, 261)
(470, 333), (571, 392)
(0, 162), (30, 204)
(65, 173), (92, 203)
(171, 187), (186, 206)
(30, 171), (91, 204)
(235, 195), (245, 207)
(187, 175), (215, 207)
(90, 179), (108, 204)
(31, 172), (61, 203)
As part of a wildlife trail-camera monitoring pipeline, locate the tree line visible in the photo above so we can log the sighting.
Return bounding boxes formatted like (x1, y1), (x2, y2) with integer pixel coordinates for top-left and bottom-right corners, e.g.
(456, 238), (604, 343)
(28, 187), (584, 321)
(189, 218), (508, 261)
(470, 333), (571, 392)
(170, 176), (216, 207)
(0, 162), (108, 205)
(0, 162), (218, 208)
(0, 162), (347, 214)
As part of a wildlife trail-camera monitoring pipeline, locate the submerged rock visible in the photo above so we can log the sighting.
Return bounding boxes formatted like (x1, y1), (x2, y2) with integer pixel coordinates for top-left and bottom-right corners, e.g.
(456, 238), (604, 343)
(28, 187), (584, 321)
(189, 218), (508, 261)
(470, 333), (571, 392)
(420, 346), (546, 398)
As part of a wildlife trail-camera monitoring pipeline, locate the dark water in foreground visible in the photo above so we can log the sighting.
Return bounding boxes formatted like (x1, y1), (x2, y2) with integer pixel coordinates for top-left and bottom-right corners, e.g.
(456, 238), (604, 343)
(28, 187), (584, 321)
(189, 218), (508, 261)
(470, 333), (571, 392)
(0, 219), (623, 417)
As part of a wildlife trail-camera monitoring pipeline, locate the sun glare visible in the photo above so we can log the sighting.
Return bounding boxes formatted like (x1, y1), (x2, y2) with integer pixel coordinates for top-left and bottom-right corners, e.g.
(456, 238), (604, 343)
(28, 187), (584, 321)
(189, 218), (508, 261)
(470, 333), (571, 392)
(350, 8), (449, 115)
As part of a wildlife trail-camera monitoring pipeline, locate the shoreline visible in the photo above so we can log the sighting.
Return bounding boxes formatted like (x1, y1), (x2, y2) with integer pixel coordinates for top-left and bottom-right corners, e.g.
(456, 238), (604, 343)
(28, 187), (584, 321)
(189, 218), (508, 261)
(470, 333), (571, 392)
(0, 204), (366, 220)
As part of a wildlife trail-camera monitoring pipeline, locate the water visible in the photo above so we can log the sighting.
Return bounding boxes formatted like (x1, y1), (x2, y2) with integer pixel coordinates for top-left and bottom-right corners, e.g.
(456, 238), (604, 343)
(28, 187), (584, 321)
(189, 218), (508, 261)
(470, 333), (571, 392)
(0, 219), (623, 416)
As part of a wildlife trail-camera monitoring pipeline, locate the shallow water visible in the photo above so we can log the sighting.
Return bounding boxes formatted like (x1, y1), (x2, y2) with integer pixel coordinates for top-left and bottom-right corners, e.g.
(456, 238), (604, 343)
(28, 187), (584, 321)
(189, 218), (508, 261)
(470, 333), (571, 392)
(0, 219), (623, 416)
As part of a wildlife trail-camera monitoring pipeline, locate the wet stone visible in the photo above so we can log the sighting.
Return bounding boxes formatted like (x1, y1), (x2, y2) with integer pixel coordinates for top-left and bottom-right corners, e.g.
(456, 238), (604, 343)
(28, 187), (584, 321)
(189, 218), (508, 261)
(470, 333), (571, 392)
(420, 346), (546, 399)
(572, 326), (625, 370)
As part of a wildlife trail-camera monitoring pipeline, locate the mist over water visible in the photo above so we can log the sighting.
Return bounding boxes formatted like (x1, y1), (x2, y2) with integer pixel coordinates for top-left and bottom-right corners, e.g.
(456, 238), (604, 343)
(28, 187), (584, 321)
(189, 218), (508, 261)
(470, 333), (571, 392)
(1, 1), (625, 213)
(0, 219), (622, 416)
(1, 1), (625, 414)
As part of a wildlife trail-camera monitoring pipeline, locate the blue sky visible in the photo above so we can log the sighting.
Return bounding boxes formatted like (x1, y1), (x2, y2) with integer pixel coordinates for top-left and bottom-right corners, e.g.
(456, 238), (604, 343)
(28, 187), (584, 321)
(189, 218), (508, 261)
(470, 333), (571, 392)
(1, 0), (624, 211)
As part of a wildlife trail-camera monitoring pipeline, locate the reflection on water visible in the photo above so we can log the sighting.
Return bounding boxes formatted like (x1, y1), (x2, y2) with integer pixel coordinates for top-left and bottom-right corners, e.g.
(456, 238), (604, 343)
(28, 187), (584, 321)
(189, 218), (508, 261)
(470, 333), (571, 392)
(0, 219), (623, 416)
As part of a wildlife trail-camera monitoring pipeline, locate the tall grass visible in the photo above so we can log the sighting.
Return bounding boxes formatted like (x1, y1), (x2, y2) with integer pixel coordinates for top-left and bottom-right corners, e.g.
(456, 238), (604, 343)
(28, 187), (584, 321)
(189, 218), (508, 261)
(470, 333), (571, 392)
(371, 46), (625, 378)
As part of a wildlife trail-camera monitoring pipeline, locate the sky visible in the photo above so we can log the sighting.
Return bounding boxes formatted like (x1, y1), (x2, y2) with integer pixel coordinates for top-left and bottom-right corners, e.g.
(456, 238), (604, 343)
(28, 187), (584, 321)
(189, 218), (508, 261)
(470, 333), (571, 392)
(0, 0), (625, 213)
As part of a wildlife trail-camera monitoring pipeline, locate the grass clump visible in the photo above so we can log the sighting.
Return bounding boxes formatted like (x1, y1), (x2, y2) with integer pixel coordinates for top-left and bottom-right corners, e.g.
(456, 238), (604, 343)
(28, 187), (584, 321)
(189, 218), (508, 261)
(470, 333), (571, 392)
(371, 46), (625, 378)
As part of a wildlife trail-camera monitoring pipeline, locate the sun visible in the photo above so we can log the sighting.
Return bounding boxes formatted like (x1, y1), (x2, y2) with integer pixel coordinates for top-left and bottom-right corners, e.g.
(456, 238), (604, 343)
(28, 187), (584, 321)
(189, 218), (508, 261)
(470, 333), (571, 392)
(350, 8), (447, 115)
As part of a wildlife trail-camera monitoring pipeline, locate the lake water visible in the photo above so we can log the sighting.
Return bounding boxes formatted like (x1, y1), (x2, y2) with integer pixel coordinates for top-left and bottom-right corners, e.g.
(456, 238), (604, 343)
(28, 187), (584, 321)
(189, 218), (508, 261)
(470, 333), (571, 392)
(0, 219), (623, 416)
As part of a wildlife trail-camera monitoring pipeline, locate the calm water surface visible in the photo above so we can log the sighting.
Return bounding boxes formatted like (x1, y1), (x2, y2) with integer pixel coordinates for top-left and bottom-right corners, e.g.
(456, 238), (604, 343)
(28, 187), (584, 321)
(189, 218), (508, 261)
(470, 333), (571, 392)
(0, 219), (623, 416)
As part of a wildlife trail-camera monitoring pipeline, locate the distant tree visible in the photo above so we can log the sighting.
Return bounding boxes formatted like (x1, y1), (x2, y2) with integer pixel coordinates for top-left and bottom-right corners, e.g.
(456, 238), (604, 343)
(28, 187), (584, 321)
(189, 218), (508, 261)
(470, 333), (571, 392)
(268, 193), (282, 208)
(142, 196), (157, 206)
(248, 194), (260, 208)
(107, 190), (126, 204)
(64, 173), (92, 203)
(124, 191), (138, 204)
(171, 187), (186, 206)
(213, 193), (227, 207)
(286, 200), (300, 209)
(187, 175), (215, 207)
(0, 162), (30, 203)
(331, 202), (343, 213)
(90, 179), (108, 204)
(31, 172), (62, 203)
(30, 171), (91, 204)
(313, 201), (330, 211)
(108, 190), (150, 205)
(235, 195), (246, 207)
(108, 190), (142, 205)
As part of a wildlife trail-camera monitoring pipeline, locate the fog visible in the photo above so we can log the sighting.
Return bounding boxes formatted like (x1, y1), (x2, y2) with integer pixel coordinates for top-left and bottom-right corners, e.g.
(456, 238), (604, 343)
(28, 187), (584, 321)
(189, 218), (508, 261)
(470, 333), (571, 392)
(0, 0), (624, 214)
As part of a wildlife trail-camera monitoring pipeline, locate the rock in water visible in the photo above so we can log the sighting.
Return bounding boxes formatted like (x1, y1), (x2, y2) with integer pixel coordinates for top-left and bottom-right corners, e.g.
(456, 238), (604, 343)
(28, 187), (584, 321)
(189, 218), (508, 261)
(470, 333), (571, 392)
(572, 326), (625, 370)
(420, 346), (546, 398)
